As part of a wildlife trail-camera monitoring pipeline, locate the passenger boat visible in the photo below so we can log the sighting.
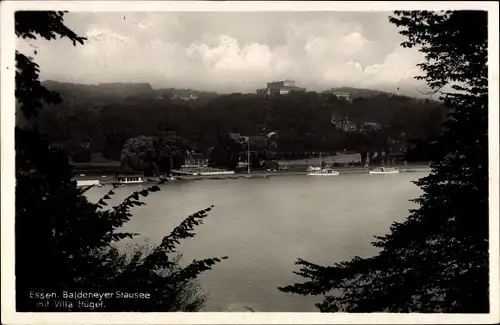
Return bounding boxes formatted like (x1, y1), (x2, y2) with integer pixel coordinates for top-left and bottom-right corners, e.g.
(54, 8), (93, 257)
(306, 153), (339, 176)
(171, 167), (235, 176)
(369, 167), (399, 175)
(307, 168), (340, 176)
(76, 179), (101, 187)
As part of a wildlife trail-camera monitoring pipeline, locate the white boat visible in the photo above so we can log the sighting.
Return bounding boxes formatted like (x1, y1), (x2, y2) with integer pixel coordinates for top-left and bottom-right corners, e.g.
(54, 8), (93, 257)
(306, 153), (339, 176)
(76, 179), (100, 187)
(307, 168), (340, 176)
(199, 170), (235, 176)
(171, 167), (235, 176)
(369, 167), (399, 175)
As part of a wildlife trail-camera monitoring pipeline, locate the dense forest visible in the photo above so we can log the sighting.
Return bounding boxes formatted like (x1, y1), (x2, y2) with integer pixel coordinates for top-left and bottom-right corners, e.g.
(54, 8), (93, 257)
(34, 80), (447, 172)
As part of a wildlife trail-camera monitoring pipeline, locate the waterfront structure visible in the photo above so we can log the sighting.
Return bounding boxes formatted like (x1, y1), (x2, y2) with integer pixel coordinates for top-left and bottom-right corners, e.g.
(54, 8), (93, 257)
(76, 179), (101, 187)
(115, 174), (145, 184)
(183, 152), (207, 167)
(256, 80), (306, 95)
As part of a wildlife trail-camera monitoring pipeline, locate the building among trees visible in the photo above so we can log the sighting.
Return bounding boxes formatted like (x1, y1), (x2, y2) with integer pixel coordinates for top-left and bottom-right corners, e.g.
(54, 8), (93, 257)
(256, 80), (306, 95)
(183, 152), (208, 167)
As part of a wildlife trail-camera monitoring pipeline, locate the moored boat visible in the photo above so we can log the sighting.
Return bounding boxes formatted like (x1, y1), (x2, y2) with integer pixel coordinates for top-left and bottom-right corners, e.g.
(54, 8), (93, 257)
(306, 153), (339, 176)
(369, 167), (399, 174)
(307, 168), (340, 176)
(171, 167), (235, 176)
(76, 179), (101, 187)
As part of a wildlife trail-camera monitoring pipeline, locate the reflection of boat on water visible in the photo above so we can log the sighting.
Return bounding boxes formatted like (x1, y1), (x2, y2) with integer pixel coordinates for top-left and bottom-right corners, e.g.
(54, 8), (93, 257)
(307, 168), (340, 176)
(369, 167), (399, 175)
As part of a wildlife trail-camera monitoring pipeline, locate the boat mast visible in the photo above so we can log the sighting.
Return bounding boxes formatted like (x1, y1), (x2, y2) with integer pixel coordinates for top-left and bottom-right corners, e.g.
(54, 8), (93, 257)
(247, 139), (251, 174)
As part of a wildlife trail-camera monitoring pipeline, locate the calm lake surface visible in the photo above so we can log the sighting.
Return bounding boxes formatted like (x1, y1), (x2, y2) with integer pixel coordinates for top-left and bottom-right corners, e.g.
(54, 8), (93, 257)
(86, 172), (427, 312)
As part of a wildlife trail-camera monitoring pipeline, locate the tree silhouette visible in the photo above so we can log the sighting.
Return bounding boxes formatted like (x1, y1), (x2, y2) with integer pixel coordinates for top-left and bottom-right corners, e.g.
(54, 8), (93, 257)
(120, 135), (157, 174)
(16, 11), (226, 312)
(279, 10), (489, 313)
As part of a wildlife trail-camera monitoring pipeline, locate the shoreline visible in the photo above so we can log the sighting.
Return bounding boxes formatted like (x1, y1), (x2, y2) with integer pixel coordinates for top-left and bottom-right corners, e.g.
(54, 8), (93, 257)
(74, 165), (431, 185)
(172, 166), (430, 181)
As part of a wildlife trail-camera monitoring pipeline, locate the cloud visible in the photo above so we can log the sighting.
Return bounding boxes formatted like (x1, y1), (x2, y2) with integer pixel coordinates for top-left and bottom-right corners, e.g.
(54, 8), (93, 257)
(188, 37), (274, 74)
(16, 11), (426, 93)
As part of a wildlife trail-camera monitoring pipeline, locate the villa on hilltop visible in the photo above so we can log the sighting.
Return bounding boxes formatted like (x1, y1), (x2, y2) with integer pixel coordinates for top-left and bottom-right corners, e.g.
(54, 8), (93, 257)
(256, 80), (306, 95)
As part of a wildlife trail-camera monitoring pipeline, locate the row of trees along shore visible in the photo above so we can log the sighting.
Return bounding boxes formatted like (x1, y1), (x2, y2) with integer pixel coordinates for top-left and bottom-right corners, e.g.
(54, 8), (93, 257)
(15, 9), (488, 312)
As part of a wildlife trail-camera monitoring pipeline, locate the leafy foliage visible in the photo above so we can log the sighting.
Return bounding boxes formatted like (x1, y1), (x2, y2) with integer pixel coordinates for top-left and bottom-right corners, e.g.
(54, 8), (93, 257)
(16, 11), (226, 312)
(279, 10), (489, 313)
(120, 132), (190, 174)
(15, 11), (86, 45)
(152, 131), (190, 173)
(120, 135), (157, 173)
(15, 11), (86, 119)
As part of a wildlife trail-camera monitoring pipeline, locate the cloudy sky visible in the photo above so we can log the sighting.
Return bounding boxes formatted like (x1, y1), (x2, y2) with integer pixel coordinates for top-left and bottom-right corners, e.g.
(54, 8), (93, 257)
(17, 11), (427, 94)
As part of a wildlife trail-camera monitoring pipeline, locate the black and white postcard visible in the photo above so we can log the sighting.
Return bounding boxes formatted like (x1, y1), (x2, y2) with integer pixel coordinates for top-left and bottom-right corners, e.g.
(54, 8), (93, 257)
(1, 1), (499, 324)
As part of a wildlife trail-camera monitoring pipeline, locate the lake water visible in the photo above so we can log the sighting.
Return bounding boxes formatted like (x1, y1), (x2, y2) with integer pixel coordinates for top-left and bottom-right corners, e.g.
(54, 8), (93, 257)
(85, 171), (427, 312)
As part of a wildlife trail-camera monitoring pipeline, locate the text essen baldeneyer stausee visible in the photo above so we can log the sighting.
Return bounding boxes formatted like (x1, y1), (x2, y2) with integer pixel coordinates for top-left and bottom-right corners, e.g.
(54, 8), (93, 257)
(30, 291), (151, 299)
